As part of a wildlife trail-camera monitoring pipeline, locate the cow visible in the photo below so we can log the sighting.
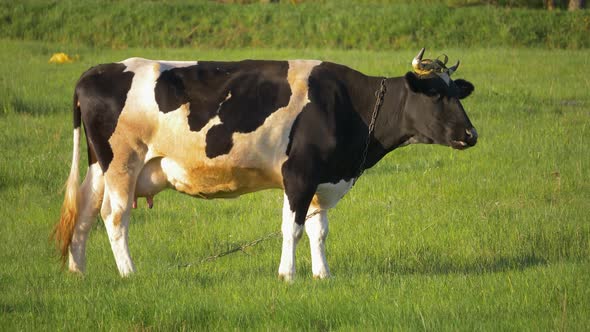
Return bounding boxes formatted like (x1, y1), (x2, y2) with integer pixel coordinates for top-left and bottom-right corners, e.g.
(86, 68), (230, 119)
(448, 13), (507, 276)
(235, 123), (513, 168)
(53, 48), (477, 281)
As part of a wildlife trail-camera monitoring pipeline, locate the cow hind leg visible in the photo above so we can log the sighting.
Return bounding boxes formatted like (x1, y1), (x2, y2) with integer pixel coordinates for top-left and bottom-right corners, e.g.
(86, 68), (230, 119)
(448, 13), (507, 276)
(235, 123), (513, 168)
(101, 153), (145, 277)
(68, 163), (104, 273)
(101, 182), (136, 277)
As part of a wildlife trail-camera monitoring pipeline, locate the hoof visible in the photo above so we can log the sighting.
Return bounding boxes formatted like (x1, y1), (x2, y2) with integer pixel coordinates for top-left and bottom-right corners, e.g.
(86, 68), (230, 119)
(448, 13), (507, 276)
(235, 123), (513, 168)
(278, 273), (295, 283)
(67, 260), (85, 275)
(313, 272), (331, 280)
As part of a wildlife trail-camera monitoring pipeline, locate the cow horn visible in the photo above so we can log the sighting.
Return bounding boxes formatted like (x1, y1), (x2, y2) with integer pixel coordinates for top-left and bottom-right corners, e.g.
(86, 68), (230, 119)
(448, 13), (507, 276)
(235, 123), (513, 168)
(413, 48), (425, 64)
(448, 60), (460, 75)
(412, 48), (459, 77)
(412, 48), (430, 75)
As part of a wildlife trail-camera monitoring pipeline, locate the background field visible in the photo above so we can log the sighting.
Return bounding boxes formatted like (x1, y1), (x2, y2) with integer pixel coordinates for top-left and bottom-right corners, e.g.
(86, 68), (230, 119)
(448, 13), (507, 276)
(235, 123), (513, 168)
(2, 0), (589, 50)
(1, 1), (589, 331)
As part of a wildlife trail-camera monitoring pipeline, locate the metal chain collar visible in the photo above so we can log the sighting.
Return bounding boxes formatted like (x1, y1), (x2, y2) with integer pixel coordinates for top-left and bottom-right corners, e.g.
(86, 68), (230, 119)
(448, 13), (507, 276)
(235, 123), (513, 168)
(354, 78), (387, 184)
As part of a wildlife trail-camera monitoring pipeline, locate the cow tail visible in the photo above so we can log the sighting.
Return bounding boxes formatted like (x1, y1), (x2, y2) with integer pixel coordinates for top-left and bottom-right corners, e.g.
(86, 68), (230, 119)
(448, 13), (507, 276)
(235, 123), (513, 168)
(53, 92), (82, 265)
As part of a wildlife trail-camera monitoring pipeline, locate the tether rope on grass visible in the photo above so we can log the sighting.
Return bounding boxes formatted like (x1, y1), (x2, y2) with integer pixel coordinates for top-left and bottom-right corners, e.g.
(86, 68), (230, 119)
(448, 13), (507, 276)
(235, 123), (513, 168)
(175, 209), (323, 269)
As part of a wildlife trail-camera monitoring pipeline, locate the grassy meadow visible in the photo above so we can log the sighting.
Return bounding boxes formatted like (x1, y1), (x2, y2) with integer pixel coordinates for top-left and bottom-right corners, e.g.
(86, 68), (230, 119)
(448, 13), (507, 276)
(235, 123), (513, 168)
(2, 1), (589, 50)
(0, 39), (589, 330)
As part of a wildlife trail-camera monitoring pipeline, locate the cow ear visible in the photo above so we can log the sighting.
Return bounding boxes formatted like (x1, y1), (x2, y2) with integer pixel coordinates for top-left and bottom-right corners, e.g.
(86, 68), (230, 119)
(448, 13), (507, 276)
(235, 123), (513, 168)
(454, 79), (474, 99)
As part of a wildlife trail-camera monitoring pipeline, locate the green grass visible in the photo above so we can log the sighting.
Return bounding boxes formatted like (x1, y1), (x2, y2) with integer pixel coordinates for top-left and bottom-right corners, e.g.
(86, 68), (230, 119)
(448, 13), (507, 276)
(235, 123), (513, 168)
(2, 1), (589, 50)
(0, 39), (589, 330)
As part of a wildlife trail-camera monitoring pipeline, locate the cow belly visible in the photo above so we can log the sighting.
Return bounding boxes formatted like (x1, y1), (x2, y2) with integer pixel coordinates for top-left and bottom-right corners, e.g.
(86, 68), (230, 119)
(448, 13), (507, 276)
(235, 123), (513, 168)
(159, 157), (281, 199)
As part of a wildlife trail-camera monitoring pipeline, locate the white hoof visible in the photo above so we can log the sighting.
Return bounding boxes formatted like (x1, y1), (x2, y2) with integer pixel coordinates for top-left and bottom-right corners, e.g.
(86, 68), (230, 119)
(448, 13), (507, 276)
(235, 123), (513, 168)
(278, 272), (295, 283)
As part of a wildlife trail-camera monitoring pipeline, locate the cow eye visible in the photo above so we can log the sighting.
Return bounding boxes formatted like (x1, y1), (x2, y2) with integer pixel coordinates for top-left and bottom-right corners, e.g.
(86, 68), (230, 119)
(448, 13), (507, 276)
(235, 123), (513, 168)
(427, 90), (442, 102)
(426, 89), (440, 98)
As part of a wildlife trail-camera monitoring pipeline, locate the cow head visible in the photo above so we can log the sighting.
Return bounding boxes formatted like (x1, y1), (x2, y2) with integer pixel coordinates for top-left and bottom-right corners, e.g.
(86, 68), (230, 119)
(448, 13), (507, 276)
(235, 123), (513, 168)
(402, 48), (477, 150)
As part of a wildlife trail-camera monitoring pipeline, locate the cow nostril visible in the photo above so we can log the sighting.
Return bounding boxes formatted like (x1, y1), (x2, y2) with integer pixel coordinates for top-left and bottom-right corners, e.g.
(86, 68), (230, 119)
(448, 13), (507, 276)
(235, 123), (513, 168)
(465, 128), (478, 146)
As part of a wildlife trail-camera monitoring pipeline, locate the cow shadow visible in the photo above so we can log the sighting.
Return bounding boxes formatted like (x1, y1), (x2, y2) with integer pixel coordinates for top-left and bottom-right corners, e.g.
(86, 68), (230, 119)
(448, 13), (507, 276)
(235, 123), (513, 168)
(365, 253), (548, 276)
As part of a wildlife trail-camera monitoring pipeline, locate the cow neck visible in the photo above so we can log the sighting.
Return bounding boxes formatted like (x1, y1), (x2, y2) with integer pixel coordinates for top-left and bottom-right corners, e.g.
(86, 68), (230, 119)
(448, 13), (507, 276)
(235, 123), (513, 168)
(354, 78), (387, 180)
(361, 76), (410, 171)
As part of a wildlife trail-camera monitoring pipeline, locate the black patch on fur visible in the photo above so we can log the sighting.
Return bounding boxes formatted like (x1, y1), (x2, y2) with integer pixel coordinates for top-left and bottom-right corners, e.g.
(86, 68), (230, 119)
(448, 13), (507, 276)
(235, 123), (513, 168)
(285, 63), (378, 185)
(282, 62), (390, 224)
(154, 61), (292, 157)
(75, 63), (134, 172)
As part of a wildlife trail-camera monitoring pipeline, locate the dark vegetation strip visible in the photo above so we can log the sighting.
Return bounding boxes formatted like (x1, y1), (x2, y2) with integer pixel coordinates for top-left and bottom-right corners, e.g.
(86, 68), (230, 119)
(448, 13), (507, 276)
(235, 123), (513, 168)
(1, 1), (589, 50)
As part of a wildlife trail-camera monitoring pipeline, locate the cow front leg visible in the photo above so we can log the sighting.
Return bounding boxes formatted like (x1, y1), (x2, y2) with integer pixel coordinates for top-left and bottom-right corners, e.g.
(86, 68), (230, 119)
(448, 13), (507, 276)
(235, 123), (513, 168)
(68, 163), (104, 274)
(305, 208), (330, 279)
(280, 154), (319, 281)
(278, 193), (304, 282)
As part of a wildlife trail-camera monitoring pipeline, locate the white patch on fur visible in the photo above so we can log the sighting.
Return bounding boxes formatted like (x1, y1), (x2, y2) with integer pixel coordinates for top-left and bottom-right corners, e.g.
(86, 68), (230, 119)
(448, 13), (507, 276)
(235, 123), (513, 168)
(122, 57), (197, 72)
(120, 58), (161, 112)
(230, 60), (322, 176)
(314, 179), (354, 209)
(120, 58), (197, 108)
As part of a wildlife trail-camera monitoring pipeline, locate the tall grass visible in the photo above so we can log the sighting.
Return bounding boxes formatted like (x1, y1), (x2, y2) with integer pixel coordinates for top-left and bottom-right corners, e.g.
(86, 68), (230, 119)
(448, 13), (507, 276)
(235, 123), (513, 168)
(1, 1), (589, 50)
(0, 39), (589, 330)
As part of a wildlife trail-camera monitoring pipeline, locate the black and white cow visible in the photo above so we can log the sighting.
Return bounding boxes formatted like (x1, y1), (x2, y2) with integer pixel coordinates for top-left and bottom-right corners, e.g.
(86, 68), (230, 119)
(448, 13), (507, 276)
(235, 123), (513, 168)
(54, 49), (477, 281)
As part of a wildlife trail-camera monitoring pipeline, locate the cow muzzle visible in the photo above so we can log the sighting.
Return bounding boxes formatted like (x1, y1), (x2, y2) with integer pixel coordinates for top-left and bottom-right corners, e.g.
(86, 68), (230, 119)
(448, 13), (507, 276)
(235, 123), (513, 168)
(451, 128), (478, 150)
